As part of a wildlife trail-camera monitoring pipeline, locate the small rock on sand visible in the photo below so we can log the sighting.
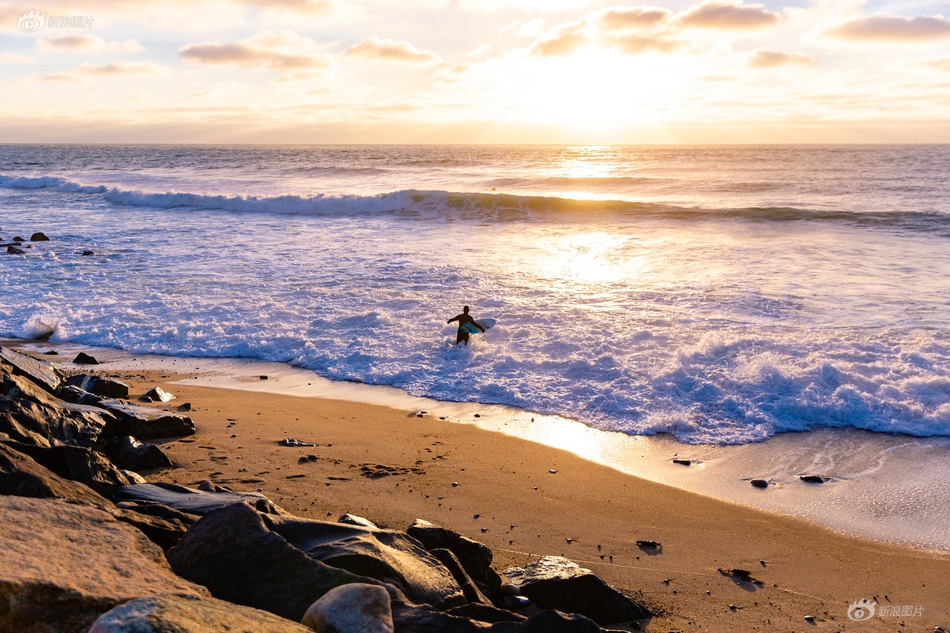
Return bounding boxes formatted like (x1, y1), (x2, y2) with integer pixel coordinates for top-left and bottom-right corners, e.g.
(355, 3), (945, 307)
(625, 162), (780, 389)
(750, 479), (769, 489)
(30, 232), (50, 242)
(73, 352), (100, 365)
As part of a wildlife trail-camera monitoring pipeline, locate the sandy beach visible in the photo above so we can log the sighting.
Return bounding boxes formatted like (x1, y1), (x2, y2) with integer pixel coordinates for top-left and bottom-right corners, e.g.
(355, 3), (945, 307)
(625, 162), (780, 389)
(94, 367), (949, 632)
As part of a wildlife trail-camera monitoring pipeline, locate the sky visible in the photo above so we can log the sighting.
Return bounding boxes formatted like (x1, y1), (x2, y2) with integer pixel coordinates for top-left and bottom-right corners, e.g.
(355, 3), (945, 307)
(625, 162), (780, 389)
(1, 0), (950, 143)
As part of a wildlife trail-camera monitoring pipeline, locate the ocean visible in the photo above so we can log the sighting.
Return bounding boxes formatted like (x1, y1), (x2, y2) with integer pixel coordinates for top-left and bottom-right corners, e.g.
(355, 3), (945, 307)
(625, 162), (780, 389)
(2, 144), (949, 446)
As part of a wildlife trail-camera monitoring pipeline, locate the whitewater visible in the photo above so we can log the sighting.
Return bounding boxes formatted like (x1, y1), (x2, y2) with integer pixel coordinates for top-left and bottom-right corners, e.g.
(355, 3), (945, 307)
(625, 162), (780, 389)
(1, 144), (949, 446)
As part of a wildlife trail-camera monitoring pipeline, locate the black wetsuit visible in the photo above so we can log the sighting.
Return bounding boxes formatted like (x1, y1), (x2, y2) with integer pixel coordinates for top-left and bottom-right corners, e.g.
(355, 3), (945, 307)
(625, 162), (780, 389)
(447, 313), (484, 345)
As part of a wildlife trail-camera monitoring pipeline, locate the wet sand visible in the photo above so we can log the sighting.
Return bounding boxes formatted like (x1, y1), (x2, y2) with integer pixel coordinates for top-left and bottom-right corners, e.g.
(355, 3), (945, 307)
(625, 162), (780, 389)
(110, 369), (950, 632)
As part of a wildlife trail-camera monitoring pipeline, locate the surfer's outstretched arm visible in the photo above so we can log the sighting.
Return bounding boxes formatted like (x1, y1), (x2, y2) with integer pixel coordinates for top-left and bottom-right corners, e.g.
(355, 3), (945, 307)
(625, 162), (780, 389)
(447, 316), (459, 324)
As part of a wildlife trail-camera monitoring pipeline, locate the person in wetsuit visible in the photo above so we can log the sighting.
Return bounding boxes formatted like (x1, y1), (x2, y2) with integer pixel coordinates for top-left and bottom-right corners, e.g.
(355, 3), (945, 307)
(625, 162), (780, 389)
(447, 305), (484, 346)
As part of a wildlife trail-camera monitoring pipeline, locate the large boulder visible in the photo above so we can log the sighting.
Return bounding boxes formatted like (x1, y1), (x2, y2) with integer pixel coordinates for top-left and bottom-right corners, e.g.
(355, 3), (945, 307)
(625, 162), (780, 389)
(98, 399), (195, 439)
(0, 394), (53, 447)
(111, 435), (173, 471)
(0, 496), (208, 633)
(2, 441), (141, 496)
(263, 514), (466, 610)
(65, 374), (130, 399)
(407, 519), (503, 598)
(0, 442), (111, 508)
(0, 372), (112, 447)
(110, 506), (192, 551)
(502, 557), (649, 626)
(114, 482), (282, 516)
(90, 595), (312, 633)
(167, 502), (381, 622)
(301, 583), (394, 633)
(0, 346), (63, 393)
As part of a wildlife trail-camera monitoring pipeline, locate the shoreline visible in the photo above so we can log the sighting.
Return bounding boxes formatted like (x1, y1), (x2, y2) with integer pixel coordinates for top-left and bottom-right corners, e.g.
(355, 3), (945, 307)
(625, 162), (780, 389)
(97, 365), (950, 630)
(9, 337), (950, 554)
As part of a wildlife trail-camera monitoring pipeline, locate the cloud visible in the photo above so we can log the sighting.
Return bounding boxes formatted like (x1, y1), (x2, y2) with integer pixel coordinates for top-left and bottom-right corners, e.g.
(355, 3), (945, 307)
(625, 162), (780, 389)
(529, 22), (588, 57)
(344, 36), (442, 64)
(238, 0), (336, 14)
(747, 49), (818, 69)
(598, 6), (672, 31)
(435, 61), (474, 82)
(14, 61), (168, 84)
(917, 57), (950, 71)
(824, 14), (950, 42)
(675, 0), (783, 30)
(606, 33), (684, 54)
(179, 31), (331, 70)
(37, 36), (144, 54)
(0, 52), (37, 65)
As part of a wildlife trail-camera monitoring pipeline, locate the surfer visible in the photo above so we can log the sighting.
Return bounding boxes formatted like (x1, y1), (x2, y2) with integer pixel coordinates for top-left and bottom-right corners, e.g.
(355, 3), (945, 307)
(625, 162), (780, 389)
(447, 305), (484, 346)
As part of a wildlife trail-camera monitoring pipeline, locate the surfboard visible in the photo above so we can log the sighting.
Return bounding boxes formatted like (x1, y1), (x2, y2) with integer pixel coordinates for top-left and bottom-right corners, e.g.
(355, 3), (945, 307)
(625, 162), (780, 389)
(461, 318), (495, 334)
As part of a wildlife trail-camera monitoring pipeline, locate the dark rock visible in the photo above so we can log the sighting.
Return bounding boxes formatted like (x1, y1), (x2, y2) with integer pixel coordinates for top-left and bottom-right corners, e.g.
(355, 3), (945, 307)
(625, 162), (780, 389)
(0, 442), (111, 509)
(12, 236), (25, 242)
(718, 568), (761, 584)
(60, 384), (106, 405)
(502, 556), (649, 625)
(280, 437), (316, 447)
(1, 441), (142, 496)
(339, 512), (379, 528)
(0, 496), (208, 633)
(0, 345), (64, 393)
(44, 350), (59, 355)
(750, 479), (769, 489)
(407, 518), (503, 598)
(391, 599), (602, 632)
(430, 548), (493, 605)
(1, 371), (112, 447)
(74, 352), (100, 365)
(0, 394), (54, 446)
(90, 595), (312, 633)
(66, 374), (130, 399)
(800, 475), (825, 484)
(82, 250), (95, 256)
(112, 435), (173, 471)
(501, 584), (522, 597)
(262, 513), (466, 610)
(672, 459), (691, 466)
(178, 402), (192, 412)
(142, 386), (175, 402)
(635, 540), (662, 553)
(99, 398), (195, 439)
(167, 502), (381, 622)
(7, 245), (25, 254)
(30, 232), (50, 241)
(114, 482), (282, 516)
(301, 583), (394, 633)
(446, 603), (526, 624)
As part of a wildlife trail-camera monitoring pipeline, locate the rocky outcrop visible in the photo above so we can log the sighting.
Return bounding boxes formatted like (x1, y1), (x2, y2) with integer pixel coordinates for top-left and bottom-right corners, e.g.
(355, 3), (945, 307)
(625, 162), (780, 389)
(0, 441), (141, 496)
(0, 442), (112, 508)
(263, 514), (467, 610)
(65, 374), (130, 399)
(0, 496), (208, 633)
(502, 557), (649, 626)
(301, 583), (394, 633)
(98, 399), (195, 439)
(115, 482), (282, 515)
(167, 502), (380, 622)
(90, 595), (313, 633)
(407, 518), (503, 598)
(1, 369), (113, 447)
(0, 346), (64, 393)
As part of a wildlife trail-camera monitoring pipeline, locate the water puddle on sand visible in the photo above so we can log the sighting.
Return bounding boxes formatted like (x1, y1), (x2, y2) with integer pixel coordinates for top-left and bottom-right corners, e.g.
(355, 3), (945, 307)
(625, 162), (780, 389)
(13, 338), (950, 553)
